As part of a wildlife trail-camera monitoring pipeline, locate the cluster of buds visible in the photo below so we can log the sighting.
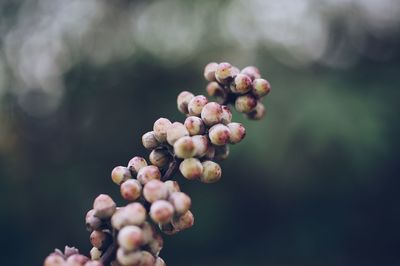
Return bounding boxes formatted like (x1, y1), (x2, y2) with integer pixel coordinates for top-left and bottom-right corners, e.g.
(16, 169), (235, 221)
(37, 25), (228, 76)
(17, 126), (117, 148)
(44, 62), (271, 266)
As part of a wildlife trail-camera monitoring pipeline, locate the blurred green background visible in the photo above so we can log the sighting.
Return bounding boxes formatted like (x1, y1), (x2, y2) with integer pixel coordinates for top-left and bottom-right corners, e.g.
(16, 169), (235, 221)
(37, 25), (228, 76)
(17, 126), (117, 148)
(0, 0), (399, 265)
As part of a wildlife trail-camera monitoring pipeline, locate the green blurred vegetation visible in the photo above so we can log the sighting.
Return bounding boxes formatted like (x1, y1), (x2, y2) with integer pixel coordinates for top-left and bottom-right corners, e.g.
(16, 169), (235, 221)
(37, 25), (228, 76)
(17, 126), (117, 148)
(0, 0), (399, 265)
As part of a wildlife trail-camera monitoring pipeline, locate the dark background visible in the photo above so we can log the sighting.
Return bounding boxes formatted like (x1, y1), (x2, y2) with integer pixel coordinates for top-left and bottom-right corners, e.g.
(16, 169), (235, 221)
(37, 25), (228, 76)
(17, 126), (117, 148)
(0, 0), (400, 265)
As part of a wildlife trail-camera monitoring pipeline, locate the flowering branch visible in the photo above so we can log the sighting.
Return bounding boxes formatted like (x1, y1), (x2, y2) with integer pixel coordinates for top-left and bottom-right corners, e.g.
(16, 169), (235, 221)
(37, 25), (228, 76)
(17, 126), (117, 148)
(44, 62), (271, 266)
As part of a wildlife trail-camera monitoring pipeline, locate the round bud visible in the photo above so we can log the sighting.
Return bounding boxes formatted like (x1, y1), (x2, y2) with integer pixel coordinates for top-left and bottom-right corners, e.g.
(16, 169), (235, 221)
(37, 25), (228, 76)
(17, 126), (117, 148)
(166, 122), (189, 145)
(203, 62), (218, 81)
(142, 131), (159, 150)
(184, 116), (205, 136)
(188, 95), (208, 116)
(93, 194), (116, 219)
(235, 94), (257, 113)
(90, 230), (111, 250)
(179, 158), (203, 180)
(192, 135), (209, 157)
(111, 166), (131, 185)
(84, 261), (102, 266)
(111, 203), (146, 229)
(214, 145), (230, 160)
(173, 136), (196, 159)
(148, 233), (164, 256)
(231, 66), (240, 77)
(155, 257), (166, 266)
(252, 78), (271, 98)
(246, 101), (266, 120)
(215, 62), (232, 83)
(90, 247), (102, 260)
(227, 122), (246, 144)
(150, 200), (174, 224)
(140, 251), (156, 266)
(44, 253), (65, 266)
(86, 209), (103, 231)
(120, 179), (142, 201)
(241, 66), (261, 80)
(153, 118), (172, 143)
(220, 105), (232, 125)
(143, 180), (168, 203)
(64, 246), (79, 258)
(116, 248), (141, 266)
(172, 210), (195, 231)
(231, 74), (252, 94)
(127, 156), (147, 175)
(118, 225), (144, 251)
(137, 165), (161, 185)
(206, 81), (226, 102)
(169, 192), (191, 216)
(200, 161), (222, 183)
(66, 254), (89, 265)
(164, 180), (181, 194)
(204, 145), (216, 160)
(141, 222), (156, 245)
(177, 91), (194, 114)
(159, 222), (179, 235)
(208, 124), (230, 146)
(201, 102), (223, 126)
(149, 149), (170, 168)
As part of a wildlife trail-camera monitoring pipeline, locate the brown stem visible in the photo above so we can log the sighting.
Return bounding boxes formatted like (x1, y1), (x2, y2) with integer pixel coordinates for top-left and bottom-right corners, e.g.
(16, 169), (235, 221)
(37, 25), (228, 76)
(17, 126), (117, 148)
(100, 241), (117, 265)
(161, 158), (182, 181)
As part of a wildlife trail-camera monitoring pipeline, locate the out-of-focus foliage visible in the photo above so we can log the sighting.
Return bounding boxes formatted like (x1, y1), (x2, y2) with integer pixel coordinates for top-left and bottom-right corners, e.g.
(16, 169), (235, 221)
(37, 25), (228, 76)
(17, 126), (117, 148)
(0, 0), (399, 265)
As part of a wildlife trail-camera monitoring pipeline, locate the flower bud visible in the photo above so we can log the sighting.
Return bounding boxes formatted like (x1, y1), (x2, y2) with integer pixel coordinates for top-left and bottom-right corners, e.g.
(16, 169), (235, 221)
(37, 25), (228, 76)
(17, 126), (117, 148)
(203, 62), (218, 81)
(221, 105), (232, 125)
(66, 254), (89, 266)
(155, 257), (166, 266)
(127, 156), (147, 175)
(227, 122), (246, 144)
(245, 101), (266, 120)
(153, 118), (172, 143)
(173, 136), (196, 159)
(111, 203), (146, 229)
(140, 251), (156, 266)
(184, 116), (205, 135)
(169, 192), (191, 216)
(179, 158), (203, 180)
(116, 248), (141, 266)
(90, 247), (102, 260)
(231, 74), (252, 94)
(148, 233), (164, 256)
(64, 246), (79, 258)
(206, 82), (226, 102)
(118, 226), (144, 251)
(166, 122), (189, 145)
(208, 124), (230, 146)
(177, 91), (194, 114)
(188, 95), (208, 116)
(90, 230), (111, 250)
(150, 200), (174, 224)
(235, 94), (257, 113)
(93, 194), (116, 219)
(143, 180), (168, 203)
(231, 66), (240, 77)
(44, 253), (65, 266)
(214, 145), (230, 160)
(84, 260), (102, 266)
(192, 135), (208, 157)
(111, 166), (131, 185)
(86, 209), (103, 231)
(137, 165), (161, 185)
(141, 222), (156, 244)
(149, 149), (170, 168)
(241, 66), (261, 80)
(164, 180), (181, 194)
(120, 179), (142, 201)
(252, 78), (271, 98)
(215, 62), (232, 84)
(201, 102), (223, 126)
(142, 131), (159, 150)
(200, 161), (222, 183)
(172, 210), (194, 231)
